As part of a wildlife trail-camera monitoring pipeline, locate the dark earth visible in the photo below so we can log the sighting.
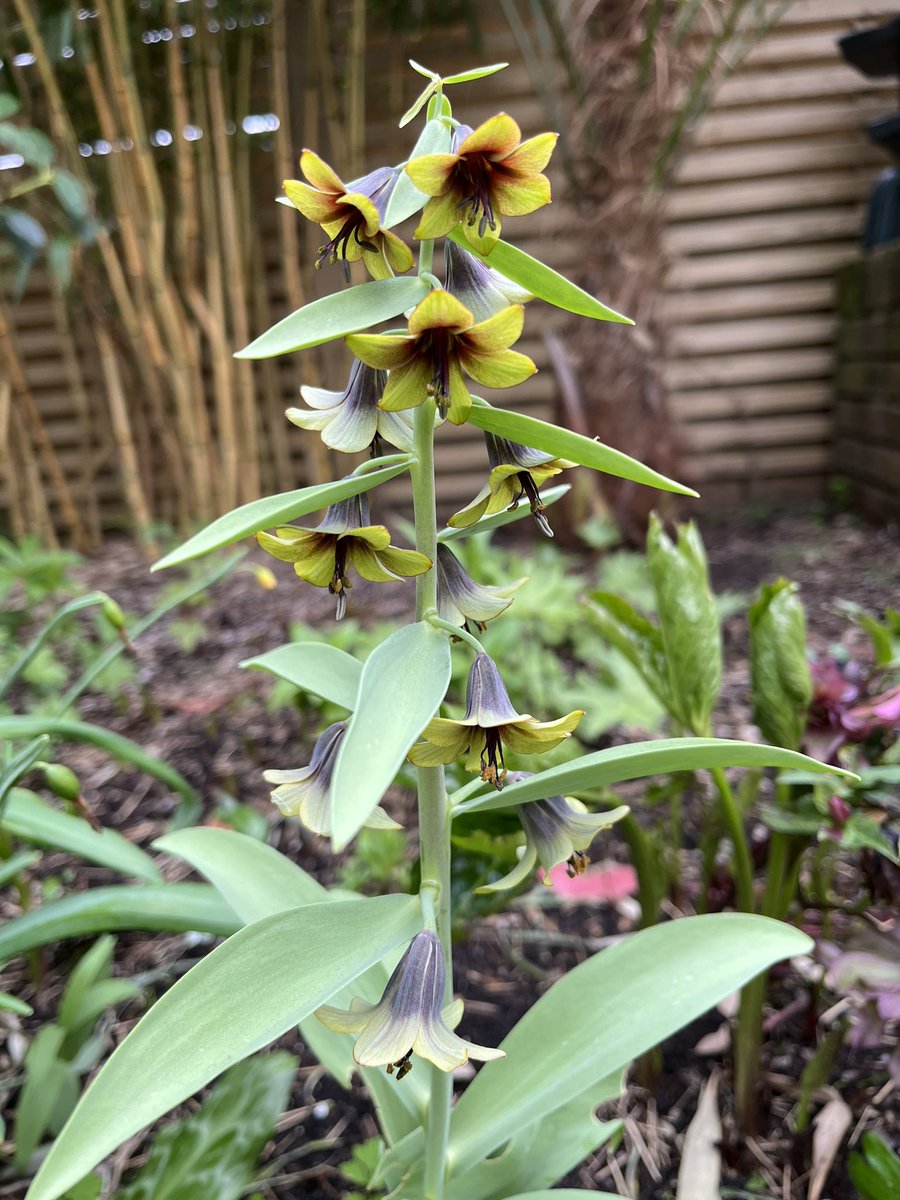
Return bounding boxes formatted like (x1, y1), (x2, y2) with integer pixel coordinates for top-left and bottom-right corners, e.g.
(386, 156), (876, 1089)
(1, 508), (898, 1199)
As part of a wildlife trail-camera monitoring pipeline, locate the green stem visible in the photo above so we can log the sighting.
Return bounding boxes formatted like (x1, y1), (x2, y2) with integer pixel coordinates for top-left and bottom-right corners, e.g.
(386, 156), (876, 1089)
(411, 382), (452, 1200)
(617, 811), (661, 930)
(427, 614), (484, 655)
(709, 766), (754, 912)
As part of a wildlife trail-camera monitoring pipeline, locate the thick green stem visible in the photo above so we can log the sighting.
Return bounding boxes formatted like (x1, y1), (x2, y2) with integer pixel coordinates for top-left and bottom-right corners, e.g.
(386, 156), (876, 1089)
(411, 378), (452, 1199)
(709, 766), (754, 913)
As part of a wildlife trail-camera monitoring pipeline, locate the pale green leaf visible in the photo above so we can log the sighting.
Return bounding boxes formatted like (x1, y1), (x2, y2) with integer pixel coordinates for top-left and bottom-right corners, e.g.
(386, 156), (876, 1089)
(0, 93), (20, 119)
(443, 62), (509, 84)
(240, 642), (362, 711)
(0, 885), (239, 964)
(0, 991), (33, 1016)
(0, 849), (41, 888)
(0, 121), (54, 166)
(449, 230), (633, 324)
(455, 738), (855, 815)
(235, 277), (430, 358)
(331, 622), (451, 850)
(152, 457), (412, 570)
(408, 59), (439, 80)
(399, 78), (440, 128)
(154, 827), (328, 924)
(468, 400), (698, 498)
(385, 120), (453, 228)
(26, 894), (421, 1200)
(437, 485), (570, 543)
(2, 790), (161, 883)
(446, 915), (812, 1169)
(749, 579), (812, 752)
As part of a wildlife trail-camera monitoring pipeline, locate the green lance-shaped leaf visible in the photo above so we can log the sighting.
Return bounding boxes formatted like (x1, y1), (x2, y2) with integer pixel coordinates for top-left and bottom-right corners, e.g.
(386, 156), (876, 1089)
(385, 119), (453, 227)
(153, 456), (412, 570)
(646, 514), (721, 736)
(0, 991), (32, 1016)
(437, 484), (570, 543)
(455, 738), (856, 816)
(583, 592), (671, 710)
(234, 277), (430, 359)
(25, 893), (421, 1200)
(114, 1053), (296, 1200)
(449, 229), (633, 324)
(3, 789), (161, 883)
(445, 914), (811, 1170)
(0, 884), (240, 965)
(240, 642), (363, 711)
(155, 826), (328, 924)
(0, 721), (198, 815)
(467, 399), (698, 498)
(0, 849), (41, 888)
(330, 622), (451, 850)
(749, 579), (813, 752)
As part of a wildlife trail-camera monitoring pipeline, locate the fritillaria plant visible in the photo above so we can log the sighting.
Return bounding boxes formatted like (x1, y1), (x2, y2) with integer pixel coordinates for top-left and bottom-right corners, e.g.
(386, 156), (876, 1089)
(27, 61), (850, 1200)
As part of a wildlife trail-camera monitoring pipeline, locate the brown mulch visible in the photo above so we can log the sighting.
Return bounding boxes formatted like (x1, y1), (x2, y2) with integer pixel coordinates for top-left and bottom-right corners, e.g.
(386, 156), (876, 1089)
(1, 510), (898, 1199)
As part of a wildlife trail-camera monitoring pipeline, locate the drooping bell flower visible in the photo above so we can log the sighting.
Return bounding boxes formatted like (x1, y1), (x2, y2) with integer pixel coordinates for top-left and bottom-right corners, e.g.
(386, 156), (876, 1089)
(284, 154), (414, 280)
(315, 929), (503, 1077)
(286, 358), (414, 454)
(408, 652), (582, 789)
(477, 772), (628, 893)
(346, 289), (535, 426)
(256, 492), (431, 620)
(405, 113), (558, 253)
(435, 543), (524, 632)
(444, 239), (531, 322)
(448, 433), (572, 538)
(264, 722), (399, 838)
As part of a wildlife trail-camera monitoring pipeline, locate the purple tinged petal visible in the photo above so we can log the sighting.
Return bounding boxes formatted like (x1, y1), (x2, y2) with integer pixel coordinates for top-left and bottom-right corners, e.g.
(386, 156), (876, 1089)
(462, 653), (524, 727)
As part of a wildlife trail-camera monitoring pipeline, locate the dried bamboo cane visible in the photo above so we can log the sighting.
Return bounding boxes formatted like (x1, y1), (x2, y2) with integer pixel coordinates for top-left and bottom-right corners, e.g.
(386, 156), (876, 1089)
(95, 326), (158, 558)
(0, 304), (87, 549)
(204, 27), (260, 502)
(0, 380), (26, 540)
(347, 0), (367, 177)
(11, 408), (56, 548)
(166, 0), (201, 289)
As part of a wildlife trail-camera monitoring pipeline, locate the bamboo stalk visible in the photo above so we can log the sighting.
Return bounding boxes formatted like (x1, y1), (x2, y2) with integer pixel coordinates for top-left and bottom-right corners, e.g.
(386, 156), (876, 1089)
(165, 0), (200, 289)
(0, 304), (86, 548)
(347, 0), (367, 177)
(95, 326), (158, 558)
(11, 408), (57, 548)
(0, 380), (26, 540)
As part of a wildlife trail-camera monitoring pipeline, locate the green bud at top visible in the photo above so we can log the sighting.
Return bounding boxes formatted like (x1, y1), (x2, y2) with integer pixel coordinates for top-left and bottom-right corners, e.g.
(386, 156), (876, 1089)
(41, 763), (82, 803)
(646, 513), (721, 737)
(100, 596), (127, 631)
(749, 579), (812, 752)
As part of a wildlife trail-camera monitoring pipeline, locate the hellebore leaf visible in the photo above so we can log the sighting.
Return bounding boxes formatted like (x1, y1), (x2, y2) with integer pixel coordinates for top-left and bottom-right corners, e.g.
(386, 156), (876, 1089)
(154, 827), (328, 923)
(385, 119), (453, 228)
(446, 915), (812, 1170)
(330, 622), (451, 851)
(235, 276), (430, 358)
(449, 229), (633, 324)
(152, 457), (413, 570)
(240, 642), (363, 711)
(467, 400), (698, 498)
(0, 884), (240, 965)
(437, 484), (570, 543)
(1, 789), (161, 883)
(455, 738), (856, 815)
(25, 894), (421, 1200)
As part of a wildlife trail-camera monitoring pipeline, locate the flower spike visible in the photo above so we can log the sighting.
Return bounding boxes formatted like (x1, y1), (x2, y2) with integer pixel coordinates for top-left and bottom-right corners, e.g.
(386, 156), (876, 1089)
(284, 154), (414, 280)
(264, 722), (399, 838)
(477, 772), (629, 893)
(449, 433), (573, 537)
(405, 113), (558, 253)
(316, 930), (504, 1076)
(256, 492), (431, 620)
(409, 652), (582, 788)
(347, 289), (535, 426)
(286, 358), (414, 454)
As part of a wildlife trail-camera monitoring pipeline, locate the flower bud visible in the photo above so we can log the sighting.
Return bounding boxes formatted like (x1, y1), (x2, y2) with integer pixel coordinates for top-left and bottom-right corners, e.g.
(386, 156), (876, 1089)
(41, 763), (82, 804)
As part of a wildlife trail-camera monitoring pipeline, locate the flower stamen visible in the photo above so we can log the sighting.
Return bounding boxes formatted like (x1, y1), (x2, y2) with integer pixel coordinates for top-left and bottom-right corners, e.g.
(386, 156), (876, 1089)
(481, 726), (507, 789)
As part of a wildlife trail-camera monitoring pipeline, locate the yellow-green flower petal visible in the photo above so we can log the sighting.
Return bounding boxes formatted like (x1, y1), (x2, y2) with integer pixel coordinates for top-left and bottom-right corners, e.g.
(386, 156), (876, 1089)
(459, 112), (521, 158)
(408, 288), (473, 335)
(378, 356), (434, 411)
(346, 332), (415, 371)
(404, 152), (459, 196)
(300, 149), (345, 193)
(499, 131), (558, 175)
(283, 179), (339, 223)
(460, 347), (537, 390)
(414, 191), (464, 240)
(493, 173), (552, 217)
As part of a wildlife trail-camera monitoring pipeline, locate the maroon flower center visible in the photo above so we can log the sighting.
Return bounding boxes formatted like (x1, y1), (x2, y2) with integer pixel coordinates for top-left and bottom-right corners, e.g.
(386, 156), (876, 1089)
(329, 539), (352, 620)
(510, 472), (553, 538)
(455, 155), (497, 239)
(424, 328), (457, 417)
(480, 726), (507, 790)
(316, 207), (379, 268)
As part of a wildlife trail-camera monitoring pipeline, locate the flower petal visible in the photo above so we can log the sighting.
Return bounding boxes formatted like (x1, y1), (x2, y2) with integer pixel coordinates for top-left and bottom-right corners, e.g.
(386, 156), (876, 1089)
(292, 545), (340, 587)
(408, 289), (474, 336)
(444, 359), (472, 425)
(461, 216), (502, 255)
(284, 406), (333, 434)
(376, 409), (415, 452)
(314, 399), (377, 453)
(375, 546), (433, 578)
(447, 484), (493, 528)
(255, 528), (321, 563)
(412, 1017), (472, 1072)
(501, 711), (584, 753)
(461, 347), (537, 390)
(300, 150), (345, 193)
(459, 113), (521, 158)
(361, 244), (393, 281)
(298, 385), (343, 410)
(493, 173), (552, 217)
(378, 356), (433, 412)
(498, 131), (558, 175)
(414, 191), (464, 240)
(382, 228), (415, 273)
(404, 153), (459, 196)
(348, 542), (406, 583)
(475, 846), (538, 894)
(345, 333), (415, 371)
(464, 304), (525, 352)
(340, 192), (381, 236)
(346, 525), (393, 551)
(352, 1005), (421, 1069)
(315, 1002), (376, 1034)
(283, 179), (342, 224)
